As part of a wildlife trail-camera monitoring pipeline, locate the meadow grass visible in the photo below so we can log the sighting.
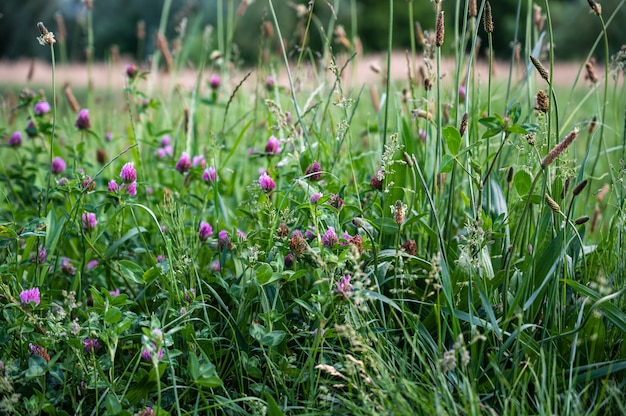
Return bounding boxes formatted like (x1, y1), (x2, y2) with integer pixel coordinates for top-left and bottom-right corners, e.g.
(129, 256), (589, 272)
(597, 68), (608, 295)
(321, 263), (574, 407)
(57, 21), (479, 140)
(1, 1), (625, 415)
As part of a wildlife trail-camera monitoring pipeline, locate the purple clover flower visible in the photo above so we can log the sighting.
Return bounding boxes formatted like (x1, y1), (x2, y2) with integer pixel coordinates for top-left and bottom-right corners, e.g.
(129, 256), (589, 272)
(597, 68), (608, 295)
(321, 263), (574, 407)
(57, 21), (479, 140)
(9, 131), (22, 147)
(26, 120), (38, 137)
(75, 109), (91, 130)
(120, 162), (137, 183)
(34, 101), (50, 116)
(126, 64), (138, 79)
(305, 227), (316, 241)
(109, 289), (120, 297)
(108, 179), (119, 193)
(87, 260), (99, 270)
(310, 192), (322, 204)
(34, 245), (47, 263)
(305, 161), (322, 181)
(198, 221), (213, 242)
(335, 274), (353, 299)
(125, 182), (137, 197)
(20, 287), (41, 306)
(459, 84), (467, 103)
(321, 226), (338, 248)
(83, 338), (99, 353)
(265, 76), (275, 91)
(192, 155), (206, 168)
(209, 74), (221, 90)
(210, 261), (221, 272)
(160, 135), (171, 147)
(284, 253), (295, 267)
(259, 172), (276, 192)
(141, 343), (163, 362)
(82, 212), (97, 232)
(265, 135), (280, 155)
(202, 167), (217, 183)
(51, 157), (66, 174)
(175, 152), (191, 173)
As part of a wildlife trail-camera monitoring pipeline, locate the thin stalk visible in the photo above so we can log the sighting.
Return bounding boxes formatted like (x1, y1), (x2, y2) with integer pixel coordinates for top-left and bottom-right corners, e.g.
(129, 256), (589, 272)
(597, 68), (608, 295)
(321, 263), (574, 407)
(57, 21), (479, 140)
(381, 0), (394, 150)
(86, 5), (94, 107)
(43, 43), (57, 216)
(408, 0), (417, 98)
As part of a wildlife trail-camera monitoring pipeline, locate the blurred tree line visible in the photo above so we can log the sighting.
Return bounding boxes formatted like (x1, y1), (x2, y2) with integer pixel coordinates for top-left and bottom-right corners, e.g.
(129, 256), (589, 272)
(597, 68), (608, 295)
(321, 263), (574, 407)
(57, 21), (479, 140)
(1, 0), (624, 65)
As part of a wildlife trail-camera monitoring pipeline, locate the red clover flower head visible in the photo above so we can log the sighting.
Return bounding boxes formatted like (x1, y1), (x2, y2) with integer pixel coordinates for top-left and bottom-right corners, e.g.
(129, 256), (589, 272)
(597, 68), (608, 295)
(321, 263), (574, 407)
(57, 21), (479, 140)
(20, 287), (41, 306)
(175, 152), (191, 173)
(310, 192), (322, 204)
(321, 226), (338, 248)
(202, 166), (217, 183)
(82, 212), (97, 231)
(141, 343), (163, 362)
(284, 253), (295, 267)
(265, 76), (275, 91)
(120, 162), (137, 183)
(9, 131), (23, 147)
(33, 245), (47, 263)
(305, 161), (322, 181)
(51, 157), (66, 174)
(126, 64), (138, 79)
(125, 182), (137, 196)
(335, 274), (353, 299)
(26, 120), (38, 137)
(160, 135), (171, 147)
(87, 260), (99, 270)
(83, 338), (99, 353)
(209, 74), (221, 89)
(108, 179), (119, 193)
(258, 172), (276, 192)
(198, 221), (213, 242)
(265, 135), (281, 155)
(192, 155), (206, 168)
(75, 109), (91, 130)
(34, 100), (51, 115)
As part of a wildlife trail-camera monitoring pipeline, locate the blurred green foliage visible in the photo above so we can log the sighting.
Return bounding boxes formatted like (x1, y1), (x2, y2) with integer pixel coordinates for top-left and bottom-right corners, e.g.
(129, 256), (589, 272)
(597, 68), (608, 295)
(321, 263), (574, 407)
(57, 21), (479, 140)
(0, 0), (624, 64)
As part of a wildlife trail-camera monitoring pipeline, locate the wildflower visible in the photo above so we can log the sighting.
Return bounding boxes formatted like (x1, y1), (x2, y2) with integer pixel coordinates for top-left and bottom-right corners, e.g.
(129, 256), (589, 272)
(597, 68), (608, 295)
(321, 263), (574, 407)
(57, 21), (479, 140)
(160, 135), (171, 147)
(139, 407), (155, 416)
(120, 162), (137, 183)
(36, 22), (56, 46)
(150, 329), (163, 343)
(535, 90), (549, 113)
(125, 182), (137, 197)
(108, 179), (119, 193)
(33, 245), (47, 263)
(289, 230), (307, 256)
(175, 152), (191, 173)
(57, 177), (69, 186)
(82, 212), (97, 231)
(418, 129), (427, 142)
(20, 287), (41, 306)
(105, 132), (113, 141)
(156, 255), (165, 263)
(209, 74), (221, 90)
(459, 85), (467, 103)
(392, 200), (406, 225)
(210, 261), (221, 272)
(61, 257), (76, 275)
(329, 193), (344, 210)
(126, 64), (138, 79)
(284, 253), (295, 267)
(202, 167), (218, 183)
(29, 343), (51, 362)
(26, 120), (38, 137)
(265, 76), (275, 91)
(141, 343), (163, 362)
(82, 176), (95, 192)
(401, 239), (417, 256)
(313, 328), (325, 337)
(435, 11), (445, 47)
(321, 227), (338, 248)
(310, 192), (322, 204)
(277, 222), (289, 238)
(75, 109), (91, 130)
(541, 128), (579, 168)
(34, 100), (50, 115)
(305, 161), (322, 181)
(237, 229), (247, 240)
(192, 155), (206, 168)
(198, 221), (213, 242)
(87, 260), (99, 270)
(9, 131), (23, 147)
(83, 338), (99, 353)
(218, 230), (232, 250)
(304, 227), (316, 241)
(370, 169), (384, 190)
(265, 135), (281, 155)
(184, 288), (196, 303)
(51, 157), (66, 174)
(259, 172), (276, 192)
(483, 1), (494, 33)
(335, 274), (353, 299)
(109, 289), (120, 297)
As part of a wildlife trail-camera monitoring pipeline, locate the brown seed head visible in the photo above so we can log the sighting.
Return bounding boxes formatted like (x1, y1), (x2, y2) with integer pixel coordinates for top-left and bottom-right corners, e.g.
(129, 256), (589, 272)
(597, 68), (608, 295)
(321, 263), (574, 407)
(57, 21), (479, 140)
(535, 89), (549, 113)
(584, 61), (598, 83)
(587, 0), (602, 15)
(588, 116), (598, 134)
(263, 21), (274, 38)
(541, 128), (579, 168)
(415, 22), (425, 47)
(63, 83), (81, 113)
(393, 200), (406, 225)
(530, 55), (550, 82)
(591, 207), (601, 232)
(533, 5), (544, 32)
(545, 194), (561, 212)
(55, 12), (67, 43)
(403, 151), (414, 168)
(483, 1), (494, 33)
(574, 216), (590, 225)
(37, 22), (56, 46)
(436, 12), (445, 47)
(572, 179), (588, 196)
(401, 239), (417, 256)
(507, 167), (514, 183)
(460, 112), (469, 136)
(468, 0), (477, 18)
(597, 184), (609, 202)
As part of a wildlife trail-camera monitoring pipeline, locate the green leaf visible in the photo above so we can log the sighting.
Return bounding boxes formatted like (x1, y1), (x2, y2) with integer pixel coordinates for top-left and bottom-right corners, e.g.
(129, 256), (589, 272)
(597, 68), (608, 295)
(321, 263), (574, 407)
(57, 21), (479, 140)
(514, 170), (532, 196)
(118, 260), (145, 285)
(260, 330), (286, 347)
(442, 125), (462, 155)
(25, 356), (47, 379)
(266, 393), (285, 416)
(104, 227), (148, 258)
(360, 289), (401, 312)
(104, 307), (122, 324)
(255, 263), (274, 285)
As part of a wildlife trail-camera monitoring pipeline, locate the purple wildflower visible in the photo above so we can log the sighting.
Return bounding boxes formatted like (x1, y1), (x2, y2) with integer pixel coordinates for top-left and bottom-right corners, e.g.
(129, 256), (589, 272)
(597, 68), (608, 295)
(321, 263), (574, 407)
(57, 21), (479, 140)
(82, 212), (97, 232)
(61, 257), (76, 275)
(198, 221), (213, 242)
(126, 64), (138, 79)
(9, 131), (22, 147)
(51, 157), (66, 174)
(175, 152), (191, 173)
(210, 261), (221, 272)
(265, 135), (281, 155)
(305, 161), (322, 181)
(26, 120), (38, 137)
(83, 338), (99, 353)
(192, 155), (206, 168)
(265, 76), (275, 91)
(236, 229), (247, 240)
(418, 129), (427, 142)
(458, 84), (467, 103)
(87, 260), (99, 270)
(108, 179), (119, 193)
(202, 167), (218, 183)
(75, 109), (91, 130)
(259, 172), (276, 192)
(120, 162), (137, 183)
(335, 274), (353, 299)
(156, 255), (165, 263)
(58, 177), (69, 186)
(105, 132), (114, 141)
(126, 182), (137, 197)
(284, 253), (295, 267)
(20, 287), (41, 306)
(218, 230), (232, 250)
(160, 135), (171, 147)
(34, 245), (47, 263)
(321, 226), (338, 248)
(310, 192), (322, 204)
(109, 289), (120, 297)
(304, 227), (316, 241)
(209, 74), (221, 89)
(141, 343), (163, 362)
(329, 194), (344, 210)
(313, 328), (325, 337)
(34, 101), (50, 116)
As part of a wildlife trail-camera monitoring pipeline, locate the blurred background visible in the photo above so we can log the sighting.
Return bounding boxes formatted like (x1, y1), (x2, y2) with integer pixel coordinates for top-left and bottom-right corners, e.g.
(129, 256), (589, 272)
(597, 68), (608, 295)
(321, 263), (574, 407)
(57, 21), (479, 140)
(1, 0), (625, 66)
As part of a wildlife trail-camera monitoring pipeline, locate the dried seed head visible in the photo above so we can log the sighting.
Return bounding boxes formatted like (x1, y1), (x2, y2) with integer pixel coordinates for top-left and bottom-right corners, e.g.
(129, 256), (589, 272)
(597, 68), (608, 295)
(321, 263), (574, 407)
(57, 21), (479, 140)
(63, 83), (81, 113)
(424, 77), (432, 91)
(597, 184), (609, 202)
(55, 12), (67, 43)
(37, 22), (56, 46)
(588, 116), (598, 134)
(415, 22), (425, 47)
(541, 128), (579, 168)
(469, 0), (477, 18)
(263, 21), (274, 38)
(572, 179), (588, 196)
(561, 177), (571, 199)
(507, 167), (514, 183)
(535, 89), (549, 113)
(587, 0), (602, 15)
(412, 109), (433, 121)
(277, 222), (289, 238)
(403, 151), (414, 168)
(392, 200), (406, 225)
(525, 133), (536, 147)
(460, 113), (469, 136)
(156, 33), (173, 73)
(591, 207), (601, 232)
(483, 1), (494, 33)
(530, 55), (549, 82)
(533, 5), (544, 32)
(352, 217), (366, 229)
(584, 61), (599, 83)
(545, 194), (561, 212)
(575, 216), (590, 225)
(436, 12), (445, 47)
(401, 239), (417, 256)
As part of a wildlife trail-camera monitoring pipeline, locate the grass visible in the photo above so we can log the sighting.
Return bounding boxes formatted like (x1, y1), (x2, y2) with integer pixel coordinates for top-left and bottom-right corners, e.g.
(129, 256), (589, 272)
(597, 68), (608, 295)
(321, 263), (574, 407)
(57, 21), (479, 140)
(1, 0), (626, 415)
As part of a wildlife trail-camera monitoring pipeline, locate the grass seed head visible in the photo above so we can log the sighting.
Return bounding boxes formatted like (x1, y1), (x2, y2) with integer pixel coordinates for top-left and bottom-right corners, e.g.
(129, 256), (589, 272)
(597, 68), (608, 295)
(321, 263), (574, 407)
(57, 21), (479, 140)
(545, 194), (561, 212)
(469, 0), (477, 18)
(436, 12), (445, 47)
(587, 0), (602, 15)
(534, 89), (549, 113)
(572, 179), (588, 196)
(585, 61), (599, 83)
(460, 113), (468, 136)
(575, 216), (590, 225)
(530, 55), (550, 82)
(541, 128), (578, 168)
(483, 1), (494, 33)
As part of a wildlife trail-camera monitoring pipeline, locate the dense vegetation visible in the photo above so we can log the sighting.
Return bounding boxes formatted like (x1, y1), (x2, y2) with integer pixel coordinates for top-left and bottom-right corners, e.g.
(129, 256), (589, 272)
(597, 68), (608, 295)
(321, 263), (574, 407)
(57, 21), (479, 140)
(1, 0), (625, 415)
